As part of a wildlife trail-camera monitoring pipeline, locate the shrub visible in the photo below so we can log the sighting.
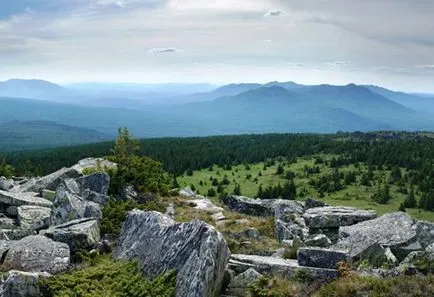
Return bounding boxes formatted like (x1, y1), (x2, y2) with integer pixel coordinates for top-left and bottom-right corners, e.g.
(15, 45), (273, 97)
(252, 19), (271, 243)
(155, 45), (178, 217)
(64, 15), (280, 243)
(249, 276), (297, 297)
(100, 199), (165, 235)
(39, 254), (176, 297)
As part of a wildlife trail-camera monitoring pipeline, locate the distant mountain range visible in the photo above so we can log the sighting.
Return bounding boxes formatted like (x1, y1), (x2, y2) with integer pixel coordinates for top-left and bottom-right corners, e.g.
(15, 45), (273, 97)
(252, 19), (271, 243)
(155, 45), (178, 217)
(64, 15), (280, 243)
(0, 79), (433, 151)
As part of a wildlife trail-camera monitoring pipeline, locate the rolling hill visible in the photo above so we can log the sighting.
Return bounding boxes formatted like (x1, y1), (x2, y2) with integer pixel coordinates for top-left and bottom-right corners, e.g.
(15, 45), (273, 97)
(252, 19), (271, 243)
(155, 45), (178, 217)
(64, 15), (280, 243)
(0, 121), (113, 151)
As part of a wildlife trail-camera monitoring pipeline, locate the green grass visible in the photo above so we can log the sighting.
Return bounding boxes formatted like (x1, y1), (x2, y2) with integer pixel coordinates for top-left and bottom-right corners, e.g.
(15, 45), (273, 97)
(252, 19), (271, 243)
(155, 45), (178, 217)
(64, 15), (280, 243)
(178, 155), (434, 222)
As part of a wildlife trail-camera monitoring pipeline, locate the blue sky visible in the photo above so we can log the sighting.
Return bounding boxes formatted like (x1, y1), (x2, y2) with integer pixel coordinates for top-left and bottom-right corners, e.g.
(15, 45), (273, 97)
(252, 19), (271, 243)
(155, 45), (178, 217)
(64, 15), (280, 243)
(1, 0), (434, 92)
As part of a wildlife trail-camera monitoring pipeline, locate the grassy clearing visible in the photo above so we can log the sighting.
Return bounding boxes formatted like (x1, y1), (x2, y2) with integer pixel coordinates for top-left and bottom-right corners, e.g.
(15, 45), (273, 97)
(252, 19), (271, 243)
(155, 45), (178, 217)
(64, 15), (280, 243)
(178, 155), (434, 222)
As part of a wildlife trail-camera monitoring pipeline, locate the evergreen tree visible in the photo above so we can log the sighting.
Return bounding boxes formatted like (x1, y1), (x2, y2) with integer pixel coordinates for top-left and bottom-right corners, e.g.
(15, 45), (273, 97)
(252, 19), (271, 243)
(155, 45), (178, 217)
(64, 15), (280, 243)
(233, 184), (242, 196)
(256, 184), (264, 199)
(403, 186), (417, 208)
(276, 164), (284, 175)
(207, 188), (216, 197)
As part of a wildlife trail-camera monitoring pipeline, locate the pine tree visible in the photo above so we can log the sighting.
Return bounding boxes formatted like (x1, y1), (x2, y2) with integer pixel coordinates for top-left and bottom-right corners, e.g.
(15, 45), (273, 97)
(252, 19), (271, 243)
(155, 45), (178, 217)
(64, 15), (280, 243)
(233, 184), (242, 196)
(403, 186), (417, 208)
(256, 184), (264, 199)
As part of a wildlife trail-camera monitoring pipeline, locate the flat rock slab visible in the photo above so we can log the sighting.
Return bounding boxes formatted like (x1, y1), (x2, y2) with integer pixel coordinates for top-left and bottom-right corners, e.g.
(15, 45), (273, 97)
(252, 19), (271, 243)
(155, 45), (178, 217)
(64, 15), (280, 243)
(0, 190), (52, 208)
(229, 254), (339, 280)
(184, 199), (224, 214)
(303, 206), (377, 229)
(223, 195), (304, 217)
(114, 210), (230, 297)
(297, 247), (349, 269)
(17, 205), (51, 230)
(0, 235), (70, 274)
(41, 218), (100, 254)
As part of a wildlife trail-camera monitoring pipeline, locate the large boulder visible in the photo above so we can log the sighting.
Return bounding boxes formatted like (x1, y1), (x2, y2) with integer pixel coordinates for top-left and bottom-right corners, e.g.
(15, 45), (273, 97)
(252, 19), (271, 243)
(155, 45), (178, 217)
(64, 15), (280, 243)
(17, 205), (51, 230)
(223, 195), (304, 217)
(42, 218), (100, 254)
(10, 167), (81, 193)
(75, 173), (110, 201)
(0, 190), (52, 208)
(304, 197), (326, 210)
(0, 235), (70, 274)
(303, 206), (377, 229)
(297, 247), (350, 269)
(412, 220), (434, 249)
(226, 268), (262, 297)
(114, 210), (230, 297)
(51, 179), (102, 225)
(71, 157), (116, 174)
(335, 212), (419, 262)
(184, 199), (224, 214)
(304, 234), (332, 248)
(0, 270), (50, 297)
(0, 177), (14, 191)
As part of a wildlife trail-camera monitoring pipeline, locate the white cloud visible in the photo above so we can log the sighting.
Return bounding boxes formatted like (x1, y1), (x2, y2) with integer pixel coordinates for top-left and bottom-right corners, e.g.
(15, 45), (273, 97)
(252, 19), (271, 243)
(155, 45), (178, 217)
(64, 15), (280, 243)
(264, 9), (283, 17)
(148, 47), (179, 54)
(416, 64), (434, 70)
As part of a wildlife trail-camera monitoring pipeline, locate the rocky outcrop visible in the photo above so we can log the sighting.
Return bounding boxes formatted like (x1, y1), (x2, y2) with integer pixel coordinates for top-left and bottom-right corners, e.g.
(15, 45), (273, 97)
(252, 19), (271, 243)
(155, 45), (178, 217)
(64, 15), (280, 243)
(184, 199), (224, 214)
(179, 187), (196, 198)
(17, 206), (51, 230)
(0, 177), (14, 191)
(229, 254), (339, 280)
(223, 195), (304, 217)
(0, 190), (52, 208)
(10, 167), (81, 194)
(297, 247), (349, 269)
(304, 234), (332, 248)
(41, 218), (100, 254)
(0, 270), (50, 297)
(303, 206), (377, 229)
(335, 212), (422, 262)
(0, 235), (70, 274)
(114, 210), (230, 297)
(226, 268), (262, 297)
(304, 197), (326, 210)
(71, 157), (116, 174)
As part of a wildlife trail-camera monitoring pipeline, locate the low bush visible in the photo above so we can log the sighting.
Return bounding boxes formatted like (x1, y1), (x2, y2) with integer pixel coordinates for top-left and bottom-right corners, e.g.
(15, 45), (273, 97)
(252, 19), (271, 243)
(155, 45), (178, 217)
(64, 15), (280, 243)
(39, 254), (176, 297)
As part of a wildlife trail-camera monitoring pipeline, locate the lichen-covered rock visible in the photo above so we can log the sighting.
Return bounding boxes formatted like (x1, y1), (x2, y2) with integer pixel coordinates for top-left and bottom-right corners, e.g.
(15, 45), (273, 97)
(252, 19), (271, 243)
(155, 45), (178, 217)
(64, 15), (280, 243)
(413, 220), (434, 249)
(11, 167), (81, 193)
(304, 197), (326, 210)
(304, 234), (332, 248)
(0, 190), (52, 208)
(71, 157), (116, 174)
(17, 205), (51, 230)
(336, 212), (419, 261)
(226, 268), (262, 297)
(185, 199), (224, 214)
(229, 254), (339, 280)
(275, 220), (304, 242)
(303, 206), (377, 229)
(114, 210), (230, 297)
(0, 229), (35, 241)
(0, 177), (14, 191)
(0, 270), (51, 297)
(223, 195), (304, 217)
(297, 247), (349, 269)
(41, 218), (100, 254)
(179, 187), (196, 198)
(0, 235), (70, 274)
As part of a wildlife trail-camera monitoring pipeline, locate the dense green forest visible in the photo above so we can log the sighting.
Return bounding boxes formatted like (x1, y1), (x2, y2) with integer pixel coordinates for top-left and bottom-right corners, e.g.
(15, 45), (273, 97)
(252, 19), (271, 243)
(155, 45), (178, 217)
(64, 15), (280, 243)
(2, 131), (434, 214)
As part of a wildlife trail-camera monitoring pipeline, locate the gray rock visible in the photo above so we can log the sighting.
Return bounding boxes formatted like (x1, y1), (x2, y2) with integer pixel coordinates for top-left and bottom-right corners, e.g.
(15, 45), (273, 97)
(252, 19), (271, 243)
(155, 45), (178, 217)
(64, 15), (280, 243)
(0, 177), (14, 191)
(0, 235), (70, 274)
(0, 229), (35, 241)
(0, 190), (52, 208)
(75, 172), (110, 196)
(303, 206), (377, 229)
(297, 247), (349, 269)
(304, 234), (332, 248)
(304, 197), (326, 210)
(229, 254), (339, 280)
(118, 185), (138, 201)
(114, 210), (230, 297)
(41, 189), (56, 201)
(83, 202), (102, 220)
(336, 212), (419, 261)
(179, 187), (196, 198)
(275, 219), (304, 242)
(165, 203), (176, 219)
(71, 157), (116, 174)
(11, 167), (81, 193)
(413, 220), (434, 249)
(0, 270), (51, 297)
(223, 195), (304, 217)
(426, 243), (434, 261)
(211, 212), (226, 222)
(0, 216), (18, 230)
(5, 206), (18, 217)
(226, 268), (262, 297)
(244, 228), (261, 240)
(42, 218), (100, 254)
(185, 199), (223, 214)
(17, 206), (51, 230)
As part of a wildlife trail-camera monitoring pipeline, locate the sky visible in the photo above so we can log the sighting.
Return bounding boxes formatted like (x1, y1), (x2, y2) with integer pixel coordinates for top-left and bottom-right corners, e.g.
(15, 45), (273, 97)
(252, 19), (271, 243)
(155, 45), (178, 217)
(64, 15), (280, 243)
(1, 0), (434, 92)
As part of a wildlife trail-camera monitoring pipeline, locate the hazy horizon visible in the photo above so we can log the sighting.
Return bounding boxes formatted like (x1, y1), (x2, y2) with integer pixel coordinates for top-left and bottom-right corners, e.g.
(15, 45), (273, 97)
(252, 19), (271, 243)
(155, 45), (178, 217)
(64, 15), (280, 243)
(1, 1), (434, 92)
